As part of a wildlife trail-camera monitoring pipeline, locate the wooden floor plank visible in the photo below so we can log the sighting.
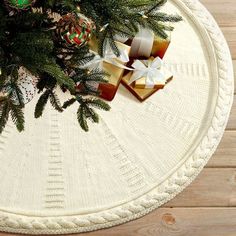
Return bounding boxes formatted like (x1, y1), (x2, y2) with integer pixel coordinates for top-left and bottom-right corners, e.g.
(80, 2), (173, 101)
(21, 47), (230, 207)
(1, 208), (236, 236)
(221, 27), (236, 59)
(200, 1), (236, 58)
(77, 208), (236, 236)
(0, 208), (234, 236)
(200, 0), (236, 27)
(164, 168), (236, 207)
(207, 131), (236, 167)
(226, 95), (236, 130)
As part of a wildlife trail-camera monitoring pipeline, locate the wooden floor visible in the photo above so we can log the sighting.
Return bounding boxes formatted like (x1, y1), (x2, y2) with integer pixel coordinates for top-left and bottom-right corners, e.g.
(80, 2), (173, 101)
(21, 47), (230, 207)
(1, 1), (236, 236)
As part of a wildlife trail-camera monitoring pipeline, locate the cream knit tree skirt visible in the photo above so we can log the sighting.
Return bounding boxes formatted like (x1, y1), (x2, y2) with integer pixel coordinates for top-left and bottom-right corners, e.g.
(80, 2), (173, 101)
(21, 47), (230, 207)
(0, 0), (234, 234)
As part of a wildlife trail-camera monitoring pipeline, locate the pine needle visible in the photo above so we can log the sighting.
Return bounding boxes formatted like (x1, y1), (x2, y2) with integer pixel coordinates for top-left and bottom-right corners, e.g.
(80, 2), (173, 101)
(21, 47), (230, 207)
(34, 90), (50, 118)
(62, 98), (76, 109)
(49, 91), (63, 113)
(10, 104), (25, 132)
(0, 100), (10, 134)
(77, 105), (89, 132)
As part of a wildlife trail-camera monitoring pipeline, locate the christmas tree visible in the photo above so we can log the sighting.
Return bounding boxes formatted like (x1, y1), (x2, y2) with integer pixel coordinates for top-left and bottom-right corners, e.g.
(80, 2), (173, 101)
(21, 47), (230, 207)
(0, 0), (182, 132)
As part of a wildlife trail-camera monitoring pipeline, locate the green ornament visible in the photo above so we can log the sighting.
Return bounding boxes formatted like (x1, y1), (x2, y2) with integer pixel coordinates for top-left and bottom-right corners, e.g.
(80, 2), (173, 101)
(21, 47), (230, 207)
(8, 0), (34, 9)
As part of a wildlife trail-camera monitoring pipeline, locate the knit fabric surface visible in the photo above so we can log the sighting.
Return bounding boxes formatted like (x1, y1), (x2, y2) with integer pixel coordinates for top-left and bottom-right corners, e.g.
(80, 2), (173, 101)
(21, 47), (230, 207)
(0, 0), (234, 234)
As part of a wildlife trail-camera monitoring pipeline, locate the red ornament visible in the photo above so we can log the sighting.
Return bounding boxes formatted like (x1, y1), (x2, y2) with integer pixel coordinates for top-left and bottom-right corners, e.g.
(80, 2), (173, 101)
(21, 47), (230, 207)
(57, 13), (95, 48)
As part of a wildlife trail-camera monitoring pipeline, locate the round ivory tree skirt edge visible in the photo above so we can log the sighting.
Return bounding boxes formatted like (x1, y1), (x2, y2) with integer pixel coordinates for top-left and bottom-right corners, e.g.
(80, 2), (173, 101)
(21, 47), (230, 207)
(0, 0), (234, 234)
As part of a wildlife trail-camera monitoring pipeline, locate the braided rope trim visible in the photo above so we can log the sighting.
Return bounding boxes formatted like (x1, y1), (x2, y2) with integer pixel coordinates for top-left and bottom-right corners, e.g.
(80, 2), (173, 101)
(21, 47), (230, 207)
(0, 0), (234, 234)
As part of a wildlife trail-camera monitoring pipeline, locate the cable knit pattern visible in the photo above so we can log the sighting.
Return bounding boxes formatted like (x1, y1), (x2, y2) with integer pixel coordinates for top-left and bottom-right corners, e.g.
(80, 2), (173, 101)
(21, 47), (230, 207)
(164, 62), (207, 78)
(0, 0), (234, 234)
(44, 110), (65, 210)
(101, 119), (147, 194)
(144, 101), (197, 139)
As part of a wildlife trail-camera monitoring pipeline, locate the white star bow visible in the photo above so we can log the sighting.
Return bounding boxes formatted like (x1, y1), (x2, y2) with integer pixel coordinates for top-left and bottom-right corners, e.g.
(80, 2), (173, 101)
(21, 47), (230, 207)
(129, 57), (166, 88)
(82, 43), (131, 71)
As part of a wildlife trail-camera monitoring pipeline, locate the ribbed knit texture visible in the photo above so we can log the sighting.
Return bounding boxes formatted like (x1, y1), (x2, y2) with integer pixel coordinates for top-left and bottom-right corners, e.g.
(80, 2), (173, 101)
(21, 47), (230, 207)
(0, 0), (233, 234)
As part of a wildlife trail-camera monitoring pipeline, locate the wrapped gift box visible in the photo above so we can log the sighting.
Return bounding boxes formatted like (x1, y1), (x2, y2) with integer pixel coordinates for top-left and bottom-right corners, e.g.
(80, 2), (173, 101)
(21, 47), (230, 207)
(121, 28), (172, 102)
(129, 28), (170, 59)
(97, 58), (128, 101)
(88, 39), (131, 101)
(151, 36), (170, 59)
(121, 64), (173, 102)
(133, 58), (173, 89)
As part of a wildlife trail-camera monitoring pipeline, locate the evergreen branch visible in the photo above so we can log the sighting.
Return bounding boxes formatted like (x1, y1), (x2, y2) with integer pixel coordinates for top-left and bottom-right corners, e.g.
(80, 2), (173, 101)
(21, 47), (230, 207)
(56, 45), (95, 68)
(97, 28), (109, 57)
(86, 98), (111, 111)
(36, 76), (57, 92)
(80, 82), (100, 96)
(73, 68), (109, 96)
(149, 12), (183, 22)
(145, 0), (167, 14)
(76, 95), (110, 132)
(34, 90), (50, 118)
(0, 100), (10, 134)
(79, 0), (182, 55)
(49, 90), (63, 112)
(10, 103), (25, 132)
(0, 0), (182, 132)
(42, 64), (75, 91)
(62, 98), (76, 109)
(107, 29), (120, 57)
(84, 106), (99, 123)
(77, 105), (89, 132)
